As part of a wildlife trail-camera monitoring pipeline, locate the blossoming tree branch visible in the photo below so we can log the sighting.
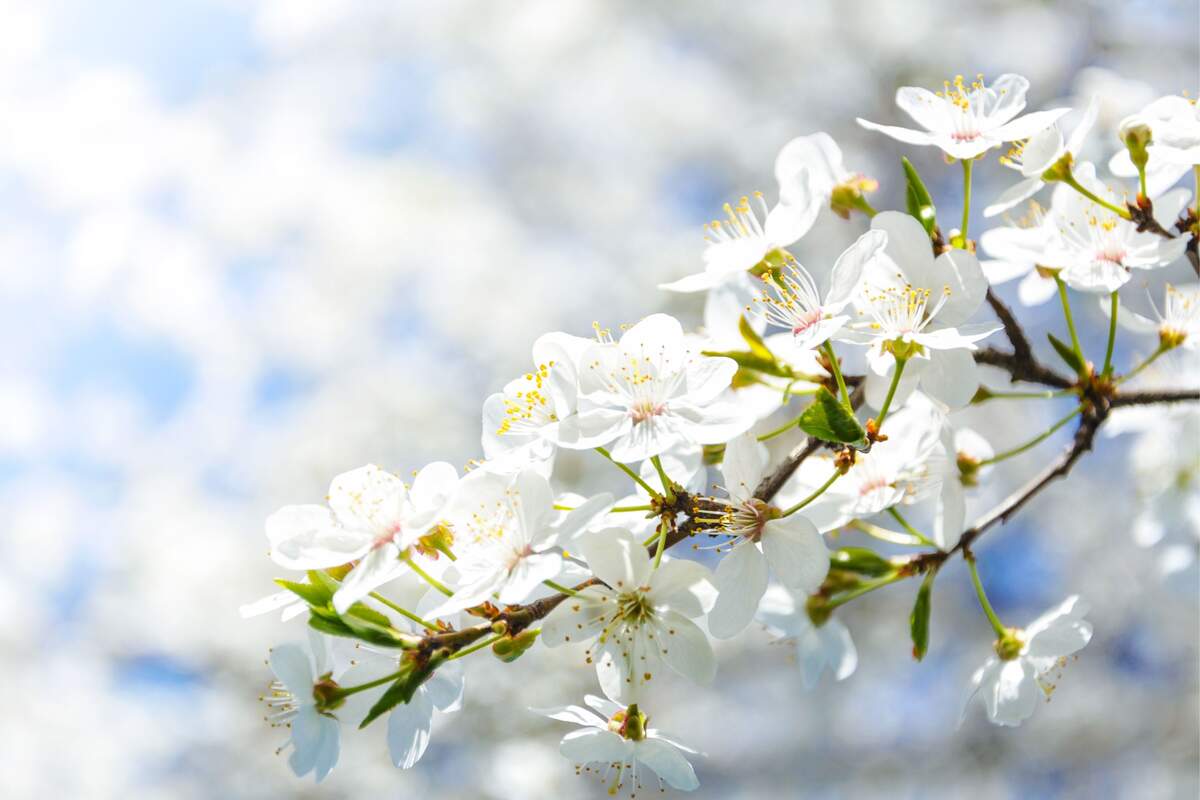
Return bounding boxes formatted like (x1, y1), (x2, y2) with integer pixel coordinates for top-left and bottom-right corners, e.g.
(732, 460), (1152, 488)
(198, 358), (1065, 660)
(246, 74), (1200, 793)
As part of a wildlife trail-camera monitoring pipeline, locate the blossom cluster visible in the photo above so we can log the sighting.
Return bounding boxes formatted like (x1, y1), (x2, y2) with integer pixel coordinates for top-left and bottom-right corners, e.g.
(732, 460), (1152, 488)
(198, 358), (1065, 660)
(247, 73), (1199, 792)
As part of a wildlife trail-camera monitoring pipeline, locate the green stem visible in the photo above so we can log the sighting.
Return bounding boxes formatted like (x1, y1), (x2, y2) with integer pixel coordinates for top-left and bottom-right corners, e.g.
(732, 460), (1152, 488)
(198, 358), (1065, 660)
(852, 194), (878, 217)
(959, 157), (973, 245)
(335, 668), (404, 699)
(826, 572), (906, 609)
(1062, 171), (1132, 219)
(652, 516), (670, 570)
(1137, 162), (1148, 200)
(822, 340), (853, 411)
(780, 470), (841, 517)
(967, 555), (1007, 638)
(1117, 344), (1169, 385)
(757, 415), (799, 442)
(542, 579), (579, 597)
(875, 356), (908, 426)
(977, 403), (1086, 466)
(596, 447), (659, 498)
(369, 592), (439, 632)
(447, 633), (504, 661)
(849, 519), (926, 547)
(649, 455), (673, 496)
(1054, 277), (1087, 373)
(1102, 290), (1119, 377)
(402, 553), (454, 597)
(886, 508), (938, 548)
(976, 387), (1073, 401)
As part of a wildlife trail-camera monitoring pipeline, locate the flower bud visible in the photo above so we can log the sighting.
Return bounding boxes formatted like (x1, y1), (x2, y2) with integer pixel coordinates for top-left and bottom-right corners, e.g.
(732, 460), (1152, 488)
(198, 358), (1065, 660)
(491, 628), (539, 663)
(829, 175), (879, 219)
(1119, 116), (1153, 170)
(993, 628), (1024, 661)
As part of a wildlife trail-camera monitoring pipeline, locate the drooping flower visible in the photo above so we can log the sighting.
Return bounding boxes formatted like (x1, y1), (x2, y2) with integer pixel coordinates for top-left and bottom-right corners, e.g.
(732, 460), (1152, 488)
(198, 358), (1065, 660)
(857, 73), (1069, 160)
(429, 468), (612, 615)
(265, 462), (459, 614)
(659, 188), (819, 293)
(932, 418), (994, 550)
(561, 314), (753, 462)
(756, 585), (857, 688)
(262, 633), (353, 783)
(541, 528), (715, 703)
(985, 96), (1099, 217)
(1109, 95), (1200, 195)
(699, 433), (830, 639)
(774, 132), (878, 219)
(963, 596), (1093, 727)
(538, 695), (700, 795)
(750, 229), (888, 355)
(1042, 162), (1190, 293)
(846, 212), (998, 409)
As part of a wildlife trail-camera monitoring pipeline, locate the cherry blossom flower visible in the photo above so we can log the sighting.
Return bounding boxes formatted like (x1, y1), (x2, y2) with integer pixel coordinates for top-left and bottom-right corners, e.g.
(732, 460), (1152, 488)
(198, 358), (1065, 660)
(857, 73), (1069, 160)
(751, 229), (888, 354)
(774, 132), (878, 218)
(265, 462), (460, 614)
(538, 695), (700, 794)
(561, 314), (753, 462)
(1110, 95), (1200, 195)
(481, 331), (595, 472)
(985, 97), (1098, 217)
(262, 633), (352, 783)
(701, 433), (829, 639)
(978, 204), (1060, 307)
(848, 212), (998, 409)
(756, 585), (857, 688)
(541, 528), (715, 703)
(963, 596), (1093, 727)
(1042, 163), (1189, 293)
(1101, 283), (1200, 351)
(429, 468), (612, 615)
(932, 420), (994, 550)
(659, 187), (819, 293)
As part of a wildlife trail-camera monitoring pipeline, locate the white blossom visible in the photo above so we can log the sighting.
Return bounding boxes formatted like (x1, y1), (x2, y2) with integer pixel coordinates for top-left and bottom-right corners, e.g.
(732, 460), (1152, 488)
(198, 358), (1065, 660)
(1110, 95), (1200, 195)
(756, 585), (857, 688)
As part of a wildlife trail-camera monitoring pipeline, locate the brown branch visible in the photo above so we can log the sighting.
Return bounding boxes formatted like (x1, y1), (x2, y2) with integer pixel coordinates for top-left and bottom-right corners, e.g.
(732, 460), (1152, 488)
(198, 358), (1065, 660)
(1110, 388), (1200, 407)
(974, 346), (1075, 389)
(984, 288), (1034, 364)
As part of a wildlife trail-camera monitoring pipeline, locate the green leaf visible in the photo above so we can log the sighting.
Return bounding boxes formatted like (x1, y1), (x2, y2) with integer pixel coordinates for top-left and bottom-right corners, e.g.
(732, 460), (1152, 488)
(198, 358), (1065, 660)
(359, 651), (448, 729)
(307, 612), (355, 639)
(909, 570), (936, 661)
(702, 349), (794, 379)
(1046, 332), (1085, 374)
(738, 314), (773, 361)
(796, 387), (867, 447)
(308, 569), (342, 595)
(902, 157), (938, 234)
(830, 547), (895, 577)
(340, 603), (418, 649)
(275, 578), (333, 608)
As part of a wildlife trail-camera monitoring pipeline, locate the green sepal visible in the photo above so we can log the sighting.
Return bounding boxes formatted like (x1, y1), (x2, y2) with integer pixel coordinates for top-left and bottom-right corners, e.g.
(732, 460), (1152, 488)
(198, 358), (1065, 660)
(797, 387), (868, 448)
(359, 650), (449, 729)
(1046, 332), (1086, 375)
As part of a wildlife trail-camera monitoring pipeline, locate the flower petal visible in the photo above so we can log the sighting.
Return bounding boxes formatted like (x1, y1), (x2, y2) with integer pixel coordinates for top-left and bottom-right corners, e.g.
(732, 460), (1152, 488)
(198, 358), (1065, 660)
(761, 516), (829, 594)
(387, 688), (434, 769)
(707, 544), (769, 639)
(636, 738), (701, 791)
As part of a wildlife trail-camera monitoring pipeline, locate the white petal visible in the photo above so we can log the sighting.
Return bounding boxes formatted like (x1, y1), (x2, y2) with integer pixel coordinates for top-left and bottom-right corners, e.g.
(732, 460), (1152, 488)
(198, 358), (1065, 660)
(497, 552), (563, 604)
(540, 590), (608, 647)
(408, 461), (459, 514)
(387, 689), (434, 769)
(332, 543), (404, 614)
(655, 611), (716, 686)
(990, 108), (1071, 142)
(425, 661), (465, 712)
(269, 643), (315, 696)
(720, 432), (767, 504)
(980, 259), (1032, 285)
(761, 516), (829, 594)
(707, 544), (769, 639)
(918, 348), (980, 410)
(933, 248), (989, 328)
(934, 478), (966, 550)
(856, 117), (938, 146)
(987, 659), (1039, 726)
(983, 176), (1044, 218)
(1017, 271), (1059, 306)
(871, 211), (937, 289)
(636, 739), (700, 791)
(327, 464), (406, 533)
(266, 505), (369, 570)
(824, 619), (858, 681)
(659, 270), (727, 293)
(895, 86), (950, 131)
(648, 557), (712, 612)
(827, 229), (888, 308)
(535, 704), (607, 728)
(580, 528), (651, 590)
(763, 192), (819, 246)
(560, 729), (630, 765)
(683, 355), (738, 405)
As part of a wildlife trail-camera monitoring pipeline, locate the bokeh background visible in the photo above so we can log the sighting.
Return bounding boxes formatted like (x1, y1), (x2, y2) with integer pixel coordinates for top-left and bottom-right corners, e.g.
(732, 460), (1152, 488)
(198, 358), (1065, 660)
(2, 1), (1197, 797)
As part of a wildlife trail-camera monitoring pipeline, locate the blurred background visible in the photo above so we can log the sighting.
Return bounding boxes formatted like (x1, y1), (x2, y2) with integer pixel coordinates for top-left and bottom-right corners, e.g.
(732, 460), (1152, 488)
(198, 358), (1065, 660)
(1, 0), (1197, 797)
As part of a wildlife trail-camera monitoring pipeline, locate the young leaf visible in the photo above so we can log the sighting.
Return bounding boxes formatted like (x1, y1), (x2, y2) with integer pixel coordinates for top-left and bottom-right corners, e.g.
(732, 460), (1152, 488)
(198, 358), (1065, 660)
(276, 578), (333, 608)
(797, 387), (867, 447)
(738, 314), (773, 361)
(1046, 332), (1086, 375)
(909, 570), (936, 661)
(902, 157), (938, 235)
(359, 650), (448, 729)
(703, 349), (793, 379)
(830, 547), (895, 577)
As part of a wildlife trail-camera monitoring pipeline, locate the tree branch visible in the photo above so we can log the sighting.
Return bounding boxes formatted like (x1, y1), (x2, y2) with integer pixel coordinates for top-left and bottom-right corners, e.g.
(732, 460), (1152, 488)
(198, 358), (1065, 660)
(974, 346), (1075, 389)
(1110, 388), (1200, 407)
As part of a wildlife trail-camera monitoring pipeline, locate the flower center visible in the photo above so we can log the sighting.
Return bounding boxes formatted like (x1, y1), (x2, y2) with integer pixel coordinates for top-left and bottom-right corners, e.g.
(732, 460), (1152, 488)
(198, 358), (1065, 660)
(630, 398), (666, 423)
(496, 361), (560, 436)
(865, 282), (950, 336)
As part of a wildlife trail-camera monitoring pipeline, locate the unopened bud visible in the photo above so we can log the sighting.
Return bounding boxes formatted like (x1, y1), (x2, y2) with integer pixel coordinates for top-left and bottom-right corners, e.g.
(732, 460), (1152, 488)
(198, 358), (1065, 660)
(491, 628), (539, 663)
(1119, 116), (1153, 170)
